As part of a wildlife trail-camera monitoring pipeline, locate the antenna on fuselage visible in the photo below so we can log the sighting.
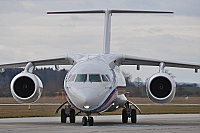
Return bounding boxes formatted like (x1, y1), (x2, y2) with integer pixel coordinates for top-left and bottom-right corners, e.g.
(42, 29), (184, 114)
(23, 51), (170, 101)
(47, 9), (173, 54)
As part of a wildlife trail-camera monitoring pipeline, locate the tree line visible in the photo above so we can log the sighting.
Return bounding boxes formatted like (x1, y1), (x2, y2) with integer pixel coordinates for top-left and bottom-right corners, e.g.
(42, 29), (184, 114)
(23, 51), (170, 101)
(0, 68), (199, 97)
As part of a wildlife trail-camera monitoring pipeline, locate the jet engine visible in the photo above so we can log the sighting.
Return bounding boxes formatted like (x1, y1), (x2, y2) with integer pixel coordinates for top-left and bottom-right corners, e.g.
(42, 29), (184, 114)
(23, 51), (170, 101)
(10, 72), (43, 103)
(146, 72), (176, 103)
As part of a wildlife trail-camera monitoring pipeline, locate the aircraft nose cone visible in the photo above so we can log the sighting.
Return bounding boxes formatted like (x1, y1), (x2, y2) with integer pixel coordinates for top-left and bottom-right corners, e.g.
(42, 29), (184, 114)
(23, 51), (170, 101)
(75, 88), (101, 110)
(77, 88), (97, 101)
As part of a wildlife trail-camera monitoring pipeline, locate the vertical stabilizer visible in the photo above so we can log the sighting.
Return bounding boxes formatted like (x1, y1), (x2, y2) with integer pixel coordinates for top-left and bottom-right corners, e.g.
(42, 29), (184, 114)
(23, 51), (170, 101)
(103, 9), (111, 54)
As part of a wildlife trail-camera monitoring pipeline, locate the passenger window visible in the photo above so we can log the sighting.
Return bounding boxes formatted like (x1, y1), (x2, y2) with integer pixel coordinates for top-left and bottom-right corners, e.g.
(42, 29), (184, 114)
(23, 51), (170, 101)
(89, 74), (101, 82)
(69, 74), (76, 82)
(101, 75), (109, 82)
(75, 74), (87, 82)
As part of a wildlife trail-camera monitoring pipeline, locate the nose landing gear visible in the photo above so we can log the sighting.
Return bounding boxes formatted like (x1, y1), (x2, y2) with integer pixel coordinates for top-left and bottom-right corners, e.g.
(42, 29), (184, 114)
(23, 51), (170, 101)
(82, 113), (94, 126)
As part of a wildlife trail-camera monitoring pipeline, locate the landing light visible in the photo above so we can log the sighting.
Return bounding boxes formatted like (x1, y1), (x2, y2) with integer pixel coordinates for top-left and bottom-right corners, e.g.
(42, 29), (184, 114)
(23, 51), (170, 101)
(83, 105), (90, 109)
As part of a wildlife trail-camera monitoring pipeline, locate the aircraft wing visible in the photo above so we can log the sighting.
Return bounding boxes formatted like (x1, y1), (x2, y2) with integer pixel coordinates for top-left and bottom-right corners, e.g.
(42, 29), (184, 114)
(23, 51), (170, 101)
(112, 54), (200, 72)
(0, 56), (75, 69)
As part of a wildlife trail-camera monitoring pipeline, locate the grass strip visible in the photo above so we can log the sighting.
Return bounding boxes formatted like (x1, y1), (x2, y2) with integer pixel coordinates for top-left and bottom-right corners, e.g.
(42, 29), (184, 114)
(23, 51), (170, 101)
(0, 105), (199, 118)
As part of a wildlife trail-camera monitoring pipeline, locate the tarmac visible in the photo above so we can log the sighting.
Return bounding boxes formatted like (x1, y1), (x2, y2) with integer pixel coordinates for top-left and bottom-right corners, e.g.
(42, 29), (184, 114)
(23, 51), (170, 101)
(0, 114), (199, 133)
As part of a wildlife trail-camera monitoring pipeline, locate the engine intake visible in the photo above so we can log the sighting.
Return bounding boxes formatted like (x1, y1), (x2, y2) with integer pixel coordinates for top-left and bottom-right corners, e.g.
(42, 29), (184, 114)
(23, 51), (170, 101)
(146, 72), (176, 103)
(11, 72), (43, 103)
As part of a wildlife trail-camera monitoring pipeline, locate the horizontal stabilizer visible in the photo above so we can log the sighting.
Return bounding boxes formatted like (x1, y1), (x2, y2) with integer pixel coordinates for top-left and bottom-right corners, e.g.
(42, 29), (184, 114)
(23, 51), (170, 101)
(47, 10), (104, 14)
(47, 9), (173, 15)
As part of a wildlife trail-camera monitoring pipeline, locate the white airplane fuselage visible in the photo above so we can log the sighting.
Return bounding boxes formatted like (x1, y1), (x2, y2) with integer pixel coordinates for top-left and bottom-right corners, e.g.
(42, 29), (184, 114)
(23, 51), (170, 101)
(64, 56), (126, 113)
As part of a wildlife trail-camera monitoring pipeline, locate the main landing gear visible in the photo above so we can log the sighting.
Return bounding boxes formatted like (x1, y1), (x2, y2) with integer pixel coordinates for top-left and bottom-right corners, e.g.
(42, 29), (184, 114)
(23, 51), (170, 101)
(57, 101), (140, 126)
(55, 101), (75, 123)
(122, 101), (141, 123)
(61, 105), (76, 123)
(122, 108), (136, 123)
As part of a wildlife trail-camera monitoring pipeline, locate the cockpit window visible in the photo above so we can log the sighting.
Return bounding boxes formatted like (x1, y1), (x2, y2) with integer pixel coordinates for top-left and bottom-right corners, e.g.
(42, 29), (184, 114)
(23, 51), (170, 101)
(75, 74), (87, 82)
(89, 74), (101, 82)
(106, 75), (111, 81)
(69, 74), (76, 82)
(101, 75), (109, 82)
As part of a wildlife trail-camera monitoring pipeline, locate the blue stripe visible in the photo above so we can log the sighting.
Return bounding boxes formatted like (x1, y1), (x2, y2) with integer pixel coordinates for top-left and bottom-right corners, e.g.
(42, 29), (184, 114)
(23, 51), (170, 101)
(95, 88), (117, 111)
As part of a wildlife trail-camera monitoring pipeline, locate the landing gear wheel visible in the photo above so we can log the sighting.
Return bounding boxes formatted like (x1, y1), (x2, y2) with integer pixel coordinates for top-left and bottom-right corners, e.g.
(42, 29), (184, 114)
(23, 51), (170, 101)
(61, 109), (66, 123)
(131, 109), (137, 123)
(70, 109), (75, 123)
(122, 109), (128, 123)
(88, 117), (94, 126)
(82, 116), (87, 126)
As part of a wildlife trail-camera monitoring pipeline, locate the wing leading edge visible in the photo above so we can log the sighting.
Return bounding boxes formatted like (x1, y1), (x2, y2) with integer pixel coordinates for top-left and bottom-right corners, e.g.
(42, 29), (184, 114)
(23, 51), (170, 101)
(0, 56), (75, 69)
(110, 54), (200, 73)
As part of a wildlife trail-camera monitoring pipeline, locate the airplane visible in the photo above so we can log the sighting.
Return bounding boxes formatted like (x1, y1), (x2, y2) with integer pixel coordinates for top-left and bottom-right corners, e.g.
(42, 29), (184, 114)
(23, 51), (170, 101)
(0, 9), (199, 126)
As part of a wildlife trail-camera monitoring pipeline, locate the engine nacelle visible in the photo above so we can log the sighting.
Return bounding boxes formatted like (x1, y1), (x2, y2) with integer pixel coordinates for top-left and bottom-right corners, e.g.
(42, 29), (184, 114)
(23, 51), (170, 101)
(146, 72), (176, 104)
(10, 72), (43, 103)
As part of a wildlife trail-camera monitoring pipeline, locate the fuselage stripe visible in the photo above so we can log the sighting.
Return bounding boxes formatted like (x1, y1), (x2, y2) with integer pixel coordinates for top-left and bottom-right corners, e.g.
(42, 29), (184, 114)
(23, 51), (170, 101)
(95, 86), (126, 111)
(96, 88), (117, 110)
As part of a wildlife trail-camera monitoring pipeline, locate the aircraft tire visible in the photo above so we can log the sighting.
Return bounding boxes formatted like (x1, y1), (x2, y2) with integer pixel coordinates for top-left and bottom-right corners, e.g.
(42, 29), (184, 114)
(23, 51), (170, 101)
(88, 117), (94, 126)
(82, 116), (87, 126)
(61, 109), (66, 123)
(131, 109), (137, 123)
(122, 109), (128, 123)
(70, 109), (75, 123)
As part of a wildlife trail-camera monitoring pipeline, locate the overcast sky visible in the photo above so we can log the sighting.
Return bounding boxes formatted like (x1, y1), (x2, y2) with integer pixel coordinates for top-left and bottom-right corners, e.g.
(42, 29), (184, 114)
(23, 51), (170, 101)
(0, 0), (199, 83)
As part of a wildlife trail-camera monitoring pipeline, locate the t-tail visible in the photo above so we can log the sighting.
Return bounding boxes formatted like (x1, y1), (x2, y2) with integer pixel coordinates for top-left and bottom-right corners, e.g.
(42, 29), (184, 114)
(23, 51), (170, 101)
(47, 9), (173, 54)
